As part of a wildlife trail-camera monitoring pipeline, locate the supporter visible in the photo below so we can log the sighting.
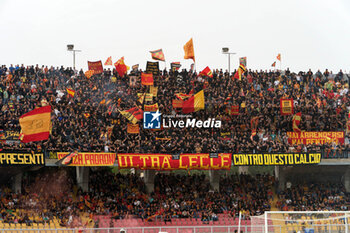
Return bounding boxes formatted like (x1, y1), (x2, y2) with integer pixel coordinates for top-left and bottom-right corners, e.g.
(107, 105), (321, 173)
(0, 64), (349, 155)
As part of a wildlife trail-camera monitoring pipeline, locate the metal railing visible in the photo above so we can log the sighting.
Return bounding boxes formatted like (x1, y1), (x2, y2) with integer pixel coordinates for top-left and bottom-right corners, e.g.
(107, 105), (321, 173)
(0, 226), (283, 233)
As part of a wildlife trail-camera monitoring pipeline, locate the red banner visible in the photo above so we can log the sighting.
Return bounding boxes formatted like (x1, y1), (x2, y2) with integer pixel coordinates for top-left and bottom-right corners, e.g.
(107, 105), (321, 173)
(88, 61), (103, 74)
(287, 131), (344, 145)
(117, 153), (232, 170)
(280, 98), (294, 115)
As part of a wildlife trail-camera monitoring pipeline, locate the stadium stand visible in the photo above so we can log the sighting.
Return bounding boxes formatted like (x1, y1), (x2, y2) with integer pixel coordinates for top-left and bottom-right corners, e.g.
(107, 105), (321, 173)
(1, 64), (350, 232)
(0, 65), (349, 155)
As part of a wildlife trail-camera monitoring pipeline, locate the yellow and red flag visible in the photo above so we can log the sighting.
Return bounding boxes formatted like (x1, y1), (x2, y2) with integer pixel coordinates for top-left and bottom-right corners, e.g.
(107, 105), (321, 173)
(280, 98), (294, 115)
(292, 112), (302, 132)
(66, 88), (75, 97)
(19, 106), (51, 143)
(199, 66), (213, 78)
(104, 56), (113, 66)
(182, 90), (204, 113)
(271, 61), (276, 67)
(277, 53), (281, 61)
(233, 64), (246, 81)
(183, 38), (195, 62)
(119, 107), (143, 124)
(150, 49), (165, 62)
(141, 73), (154, 85)
(85, 70), (94, 79)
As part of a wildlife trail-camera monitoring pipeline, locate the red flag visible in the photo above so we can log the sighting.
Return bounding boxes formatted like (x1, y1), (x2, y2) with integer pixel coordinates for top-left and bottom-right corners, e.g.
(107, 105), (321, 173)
(271, 61), (276, 67)
(114, 57), (128, 77)
(88, 61), (103, 74)
(141, 73), (154, 85)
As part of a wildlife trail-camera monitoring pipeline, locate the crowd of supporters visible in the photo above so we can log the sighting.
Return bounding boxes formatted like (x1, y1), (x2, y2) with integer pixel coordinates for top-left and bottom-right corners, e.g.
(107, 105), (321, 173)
(0, 168), (349, 227)
(0, 169), (273, 227)
(1, 64), (350, 154)
(277, 182), (350, 211)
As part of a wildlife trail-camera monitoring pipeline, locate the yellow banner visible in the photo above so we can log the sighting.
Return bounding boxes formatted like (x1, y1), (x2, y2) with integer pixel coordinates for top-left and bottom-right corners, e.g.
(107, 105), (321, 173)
(0, 152), (45, 166)
(232, 153), (321, 166)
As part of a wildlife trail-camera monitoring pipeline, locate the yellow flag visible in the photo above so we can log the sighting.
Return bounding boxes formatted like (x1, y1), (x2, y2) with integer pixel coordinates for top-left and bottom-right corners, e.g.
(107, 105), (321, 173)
(183, 38), (195, 62)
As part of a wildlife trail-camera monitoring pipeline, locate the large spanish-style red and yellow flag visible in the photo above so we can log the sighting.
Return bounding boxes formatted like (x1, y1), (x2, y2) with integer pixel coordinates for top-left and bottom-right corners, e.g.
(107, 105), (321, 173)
(150, 49), (165, 62)
(66, 88), (75, 97)
(183, 38), (195, 62)
(19, 106), (51, 143)
(182, 90), (205, 113)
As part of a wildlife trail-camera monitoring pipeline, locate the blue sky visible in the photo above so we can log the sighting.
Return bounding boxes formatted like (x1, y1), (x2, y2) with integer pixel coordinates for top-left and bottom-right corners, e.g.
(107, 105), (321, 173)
(0, 0), (349, 73)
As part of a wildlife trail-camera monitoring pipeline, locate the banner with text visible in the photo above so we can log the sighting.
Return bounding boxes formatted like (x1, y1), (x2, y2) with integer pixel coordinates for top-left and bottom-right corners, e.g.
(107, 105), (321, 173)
(57, 152), (116, 166)
(87, 61), (103, 74)
(0, 152), (45, 166)
(280, 98), (294, 115)
(117, 153), (232, 170)
(232, 153), (321, 166)
(146, 61), (160, 76)
(287, 131), (344, 145)
(0, 130), (20, 141)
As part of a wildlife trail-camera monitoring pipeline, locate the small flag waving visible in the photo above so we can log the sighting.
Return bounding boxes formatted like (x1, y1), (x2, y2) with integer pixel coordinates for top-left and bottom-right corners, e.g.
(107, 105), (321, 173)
(277, 53), (281, 61)
(234, 64), (247, 81)
(292, 112), (302, 132)
(104, 56), (113, 66)
(271, 61), (276, 67)
(19, 106), (51, 143)
(66, 88), (75, 97)
(182, 90), (205, 113)
(199, 66), (213, 78)
(184, 38), (195, 62)
(150, 49), (165, 61)
(171, 62), (181, 71)
(85, 70), (94, 79)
